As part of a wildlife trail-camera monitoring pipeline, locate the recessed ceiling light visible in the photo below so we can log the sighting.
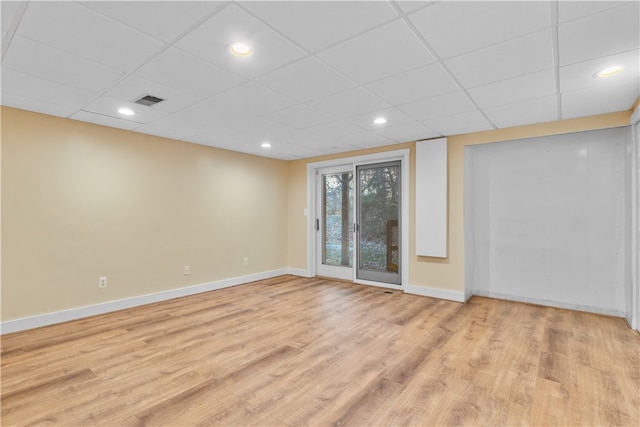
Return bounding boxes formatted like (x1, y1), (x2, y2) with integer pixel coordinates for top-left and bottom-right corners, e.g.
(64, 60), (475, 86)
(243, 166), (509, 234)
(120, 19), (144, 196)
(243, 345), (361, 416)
(594, 65), (624, 78)
(373, 117), (387, 125)
(118, 108), (135, 116)
(230, 42), (252, 57)
(261, 142), (271, 148)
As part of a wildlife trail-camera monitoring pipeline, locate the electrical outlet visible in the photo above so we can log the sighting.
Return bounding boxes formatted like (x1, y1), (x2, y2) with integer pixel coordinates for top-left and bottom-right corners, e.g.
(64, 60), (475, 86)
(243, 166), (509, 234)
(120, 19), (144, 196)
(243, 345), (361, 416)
(184, 265), (190, 275)
(99, 276), (107, 288)
(243, 257), (249, 266)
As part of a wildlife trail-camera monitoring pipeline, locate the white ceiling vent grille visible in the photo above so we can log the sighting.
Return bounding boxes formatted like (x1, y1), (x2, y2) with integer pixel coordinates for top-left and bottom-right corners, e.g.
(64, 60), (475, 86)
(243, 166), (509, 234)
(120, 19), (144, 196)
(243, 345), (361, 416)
(134, 95), (165, 107)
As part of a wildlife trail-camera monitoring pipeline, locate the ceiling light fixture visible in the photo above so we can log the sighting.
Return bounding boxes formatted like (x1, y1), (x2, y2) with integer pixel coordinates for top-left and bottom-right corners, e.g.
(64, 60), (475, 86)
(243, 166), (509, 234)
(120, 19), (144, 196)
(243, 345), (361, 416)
(230, 42), (252, 57)
(373, 117), (387, 124)
(118, 108), (135, 116)
(594, 65), (624, 78)
(261, 142), (271, 148)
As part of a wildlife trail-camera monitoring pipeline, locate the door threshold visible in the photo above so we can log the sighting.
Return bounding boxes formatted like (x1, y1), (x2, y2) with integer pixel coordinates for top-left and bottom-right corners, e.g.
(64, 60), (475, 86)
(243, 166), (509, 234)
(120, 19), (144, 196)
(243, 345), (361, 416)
(354, 278), (403, 290)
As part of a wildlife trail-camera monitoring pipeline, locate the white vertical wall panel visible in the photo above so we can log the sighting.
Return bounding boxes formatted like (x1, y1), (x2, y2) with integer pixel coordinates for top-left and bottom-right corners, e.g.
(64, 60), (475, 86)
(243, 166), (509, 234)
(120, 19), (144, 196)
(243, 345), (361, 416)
(416, 138), (448, 257)
(465, 127), (628, 315)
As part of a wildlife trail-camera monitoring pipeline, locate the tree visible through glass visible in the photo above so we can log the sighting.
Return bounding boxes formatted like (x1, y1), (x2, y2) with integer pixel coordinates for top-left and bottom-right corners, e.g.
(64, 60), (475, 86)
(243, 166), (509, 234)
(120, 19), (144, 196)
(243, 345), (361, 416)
(322, 173), (353, 267)
(358, 165), (399, 273)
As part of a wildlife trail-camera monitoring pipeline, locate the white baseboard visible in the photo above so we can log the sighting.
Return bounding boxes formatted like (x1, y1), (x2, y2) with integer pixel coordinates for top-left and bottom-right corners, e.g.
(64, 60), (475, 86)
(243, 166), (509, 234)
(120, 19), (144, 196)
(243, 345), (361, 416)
(404, 284), (467, 302)
(1, 269), (289, 335)
(286, 267), (312, 277)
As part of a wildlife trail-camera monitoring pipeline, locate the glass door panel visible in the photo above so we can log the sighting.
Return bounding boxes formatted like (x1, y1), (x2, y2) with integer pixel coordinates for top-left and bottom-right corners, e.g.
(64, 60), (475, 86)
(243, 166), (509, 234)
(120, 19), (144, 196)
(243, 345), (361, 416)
(316, 167), (353, 280)
(356, 161), (401, 285)
(322, 172), (353, 267)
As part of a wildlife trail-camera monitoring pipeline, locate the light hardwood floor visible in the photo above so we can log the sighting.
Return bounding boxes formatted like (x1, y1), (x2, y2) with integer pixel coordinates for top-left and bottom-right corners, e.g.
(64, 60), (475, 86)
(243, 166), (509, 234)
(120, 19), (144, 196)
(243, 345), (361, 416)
(2, 275), (639, 426)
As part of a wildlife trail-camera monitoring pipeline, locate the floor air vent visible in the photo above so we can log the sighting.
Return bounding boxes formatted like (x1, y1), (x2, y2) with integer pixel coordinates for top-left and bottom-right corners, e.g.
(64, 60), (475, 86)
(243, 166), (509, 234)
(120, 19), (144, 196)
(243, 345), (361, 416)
(134, 95), (164, 107)
(373, 289), (394, 294)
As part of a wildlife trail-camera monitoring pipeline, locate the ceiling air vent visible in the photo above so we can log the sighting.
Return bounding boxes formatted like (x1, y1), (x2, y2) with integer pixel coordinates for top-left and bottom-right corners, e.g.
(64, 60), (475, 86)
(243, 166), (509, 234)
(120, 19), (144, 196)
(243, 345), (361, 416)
(134, 94), (165, 107)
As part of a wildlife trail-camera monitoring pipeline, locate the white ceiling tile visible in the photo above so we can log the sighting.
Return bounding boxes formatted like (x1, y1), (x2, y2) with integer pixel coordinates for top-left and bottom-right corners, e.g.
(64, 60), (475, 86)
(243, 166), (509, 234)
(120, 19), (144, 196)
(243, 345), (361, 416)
(408, 1), (551, 59)
(240, 1), (398, 52)
(223, 116), (298, 138)
(134, 113), (221, 141)
(259, 142), (327, 160)
(398, 91), (476, 121)
(301, 140), (361, 156)
(559, 49), (639, 93)
(16, 2), (163, 72)
(134, 47), (245, 98)
(170, 117), (237, 138)
(189, 135), (251, 154)
(484, 95), (559, 128)
(103, 75), (200, 113)
(134, 123), (198, 142)
(184, 126), (256, 148)
(558, 1), (632, 24)
(308, 87), (390, 119)
(422, 110), (493, 135)
(332, 131), (396, 149)
(1, 68), (96, 109)
(346, 107), (416, 131)
(373, 121), (440, 143)
(558, 2), (639, 66)
(83, 1), (223, 42)
(200, 82), (297, 117)
(445, 29), (555, 88)
(70, 110), (142, 131)
(317, 20), (435, 84)
(178, 100), (248, 127)
(395, 1), (433, 14)
(2, 0), (637, 160)
(365, 62), (460, 105)
(0, 93), (77, 118)
(275, 129), (334, 147)
(255, 57), (356, 102)
(220, 128), (330, 158)
(1, 1), (20, 30)
(175, 3), (306, 79)
(3, 36), (124, 92)
(263, 104), (335, 129)
(561, 78), (639, 119)
(178, 89), (299, 135)
(305, 121), (364, 139)
(468, 69), (557, 108)
(204, 140), (265, 157)
(81, 96), (169, 125)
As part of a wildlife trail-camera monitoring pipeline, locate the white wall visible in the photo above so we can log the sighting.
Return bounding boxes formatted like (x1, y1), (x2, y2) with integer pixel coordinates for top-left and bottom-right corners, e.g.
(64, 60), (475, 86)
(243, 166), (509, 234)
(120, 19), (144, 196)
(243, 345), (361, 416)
(625, 121), (636, 326)
(636, 120), (640, 329)
(632, 107), (640, 330)
(415, 138), (448, 258)
(465, 127), (630, 316)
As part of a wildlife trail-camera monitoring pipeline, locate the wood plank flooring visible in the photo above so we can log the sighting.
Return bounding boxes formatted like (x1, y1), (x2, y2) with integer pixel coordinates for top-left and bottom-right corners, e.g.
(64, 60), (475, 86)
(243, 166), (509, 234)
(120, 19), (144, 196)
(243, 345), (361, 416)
(2, 275), (639, 426)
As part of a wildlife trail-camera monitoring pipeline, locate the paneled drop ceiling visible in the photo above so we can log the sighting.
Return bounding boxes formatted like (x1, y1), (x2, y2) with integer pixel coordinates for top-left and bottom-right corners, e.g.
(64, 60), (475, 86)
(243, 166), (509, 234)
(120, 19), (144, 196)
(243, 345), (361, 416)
(1, 1), (638, 160)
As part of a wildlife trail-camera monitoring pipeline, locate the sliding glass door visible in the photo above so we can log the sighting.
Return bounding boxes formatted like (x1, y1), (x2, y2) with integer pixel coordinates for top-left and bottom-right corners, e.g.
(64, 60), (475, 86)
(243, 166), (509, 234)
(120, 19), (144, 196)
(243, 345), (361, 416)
(314, 160), (402, 286)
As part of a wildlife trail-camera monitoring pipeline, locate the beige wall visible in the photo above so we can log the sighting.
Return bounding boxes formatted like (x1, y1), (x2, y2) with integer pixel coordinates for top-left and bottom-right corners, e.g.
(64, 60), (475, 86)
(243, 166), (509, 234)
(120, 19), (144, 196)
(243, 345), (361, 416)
(287, 111), (632, 292)
(1, 106), (633, 322)
(1, 107), (289, 321)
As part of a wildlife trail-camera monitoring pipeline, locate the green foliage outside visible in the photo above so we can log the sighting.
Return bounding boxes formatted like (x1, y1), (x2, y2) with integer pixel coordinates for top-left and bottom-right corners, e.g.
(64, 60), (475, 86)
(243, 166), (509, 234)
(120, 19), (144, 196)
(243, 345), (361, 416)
(323, 165), (400, 272)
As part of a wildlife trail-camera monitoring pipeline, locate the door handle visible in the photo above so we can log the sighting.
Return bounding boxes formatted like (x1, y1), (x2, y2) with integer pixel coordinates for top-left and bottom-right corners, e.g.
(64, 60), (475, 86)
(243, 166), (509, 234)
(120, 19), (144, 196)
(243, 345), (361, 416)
(316, 218), (320, 231)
